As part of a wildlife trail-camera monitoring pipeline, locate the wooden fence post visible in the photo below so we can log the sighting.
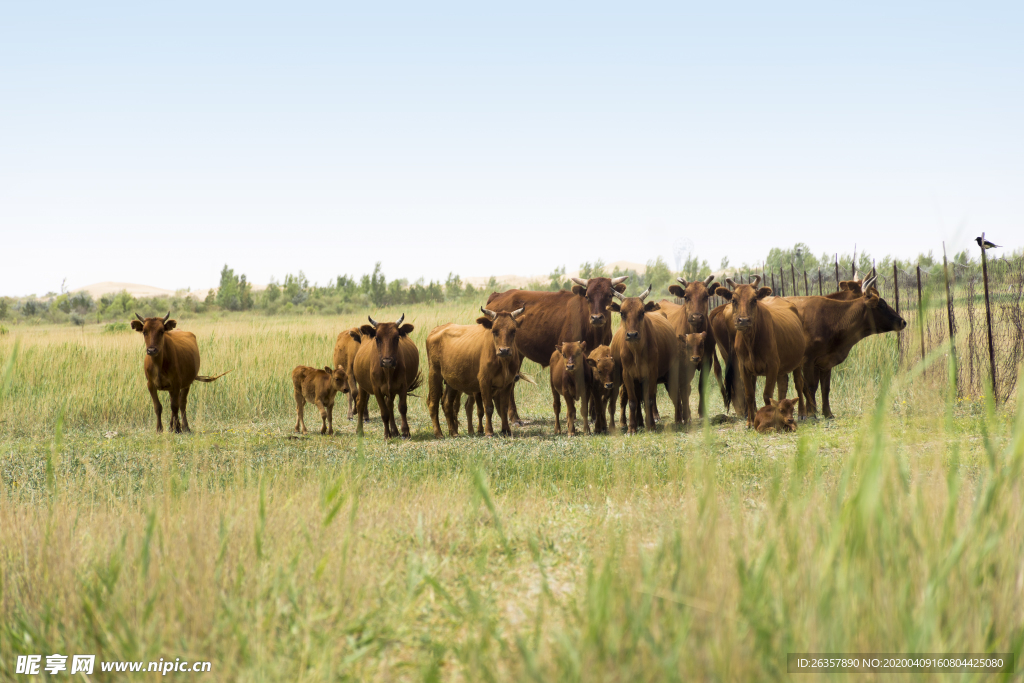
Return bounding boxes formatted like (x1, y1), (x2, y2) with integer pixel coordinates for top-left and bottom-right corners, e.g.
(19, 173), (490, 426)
(942, 242), (957, 395)
(979, 233), (999, 401)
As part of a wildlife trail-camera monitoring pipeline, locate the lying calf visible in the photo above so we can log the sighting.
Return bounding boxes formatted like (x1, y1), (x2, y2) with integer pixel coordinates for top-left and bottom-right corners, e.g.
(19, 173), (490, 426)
(754, 397), (798, 434)
(292, 365), (348, 435)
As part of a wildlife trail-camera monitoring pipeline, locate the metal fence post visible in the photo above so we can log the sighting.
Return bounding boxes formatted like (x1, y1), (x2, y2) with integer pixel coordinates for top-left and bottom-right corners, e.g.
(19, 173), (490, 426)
(791, 264), (797, 296)
(979, 233), (999, 401)
(771, 270), (776, 294)
(942, 243), (957, 395)
(803, 269), (809, 296)
(917, 265), (925, 363)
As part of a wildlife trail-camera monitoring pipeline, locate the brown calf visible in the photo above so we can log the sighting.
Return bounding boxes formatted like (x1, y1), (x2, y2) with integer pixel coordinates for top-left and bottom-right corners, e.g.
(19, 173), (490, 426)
(292, 365), (348, 435)
(664, 275), (720, 418)
(586, 345), (616, 433)
(610, 285), (682, 434)
(549, 341), (591, 436)
(130, 312), (228, 433)
(351, 314), (421, 439)
(426, 306), (526, 437)
(754, 397), (798, 433)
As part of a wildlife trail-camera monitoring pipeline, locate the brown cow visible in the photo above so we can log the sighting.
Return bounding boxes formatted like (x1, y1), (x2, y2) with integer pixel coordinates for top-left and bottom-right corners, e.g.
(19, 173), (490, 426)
(427, 306), (526, 437)
(786, 275), (906, 417)
(610, 285), (682, 434)
(351, 314), (421, 439)
(586, 345), (616, 433)
(663, 274), (721, 417)
(714, 278), (807, 427)
(485, 276), (627, 423)
(680, 331), (710, 424)
(333, 327), (366, 420)
(130, 312), (229, 433)
(754, 397), (798, 433)
(549, 341), (591, 436)
(292, 365), (348, 435)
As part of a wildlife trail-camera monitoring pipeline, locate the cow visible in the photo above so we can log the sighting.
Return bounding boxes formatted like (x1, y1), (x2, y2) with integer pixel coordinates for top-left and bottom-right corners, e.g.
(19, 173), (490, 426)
(351, 314), (421, 439)
(714, 278), (807, 428)
(785, 275), (906, 417)
(426, 306), (526, 438)
(754, 397), (798, 433)
(586, 345), (617, 433)
(661, 275), (721, 418)
(549, 341), (591, 436)
(130, 312), (229, 433)
(292, 365), (348, 435)
(332, 327), (366, 420)
(485, 276), (628, 423)
(609, 285), (683, 434)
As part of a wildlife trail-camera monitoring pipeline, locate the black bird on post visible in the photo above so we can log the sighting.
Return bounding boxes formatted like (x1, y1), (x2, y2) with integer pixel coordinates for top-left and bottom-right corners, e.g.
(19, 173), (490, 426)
(976, 236), (1001, 250)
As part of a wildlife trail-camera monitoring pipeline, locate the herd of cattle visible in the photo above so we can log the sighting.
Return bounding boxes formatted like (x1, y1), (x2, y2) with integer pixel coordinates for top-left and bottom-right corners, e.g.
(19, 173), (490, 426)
(131, 271), (907, 437)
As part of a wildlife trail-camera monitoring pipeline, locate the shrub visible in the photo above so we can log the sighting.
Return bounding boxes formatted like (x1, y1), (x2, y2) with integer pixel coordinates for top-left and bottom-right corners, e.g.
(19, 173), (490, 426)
(104, 322), (131, 333)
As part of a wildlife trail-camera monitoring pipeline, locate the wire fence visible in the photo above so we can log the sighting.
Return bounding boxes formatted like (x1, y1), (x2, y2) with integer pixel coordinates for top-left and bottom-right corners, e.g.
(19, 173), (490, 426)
(705, 253), (1024, 401)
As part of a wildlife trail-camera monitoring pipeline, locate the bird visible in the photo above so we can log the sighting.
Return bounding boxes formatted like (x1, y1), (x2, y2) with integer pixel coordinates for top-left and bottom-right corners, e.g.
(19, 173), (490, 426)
(976, 236), (1001, 250)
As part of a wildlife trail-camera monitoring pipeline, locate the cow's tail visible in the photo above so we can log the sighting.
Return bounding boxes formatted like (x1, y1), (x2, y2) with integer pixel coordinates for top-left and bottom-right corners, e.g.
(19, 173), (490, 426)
(723, 351), (735, 410)
(195, 370), (231, 383)
(408, 369), (424, 395)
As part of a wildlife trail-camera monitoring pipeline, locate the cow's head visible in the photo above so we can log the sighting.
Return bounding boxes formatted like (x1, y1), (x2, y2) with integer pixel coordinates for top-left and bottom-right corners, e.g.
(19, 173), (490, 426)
(130, 312), (176, 356)
(360, 314), (414, 369)
(861, 275), (907, 332)
(555, 340), (587, 372)
(773, 397), (798, 430)
(610, 285), (657, 343)
(587, 351), (616, 391)
(477, 305), (526, 358)
(838, 279), (864, 296)
(715, 277), (772, 332)
(682, 331), (706, 366)
(570, 276), (628, 327)
(668, 275), (717, 330)
(326, 366), (349, 393)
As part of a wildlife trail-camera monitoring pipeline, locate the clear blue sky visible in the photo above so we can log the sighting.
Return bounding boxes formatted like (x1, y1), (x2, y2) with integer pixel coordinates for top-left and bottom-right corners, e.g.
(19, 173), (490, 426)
(2, 1), (1021, 295)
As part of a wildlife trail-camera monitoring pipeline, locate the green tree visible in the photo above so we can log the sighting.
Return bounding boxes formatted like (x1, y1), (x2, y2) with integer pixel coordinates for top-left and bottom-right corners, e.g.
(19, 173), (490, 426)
(444, 272), (463, 300)
(547, 265), (568, 291)
(643, 256), (673, 296)
(216, 265), (241, 311)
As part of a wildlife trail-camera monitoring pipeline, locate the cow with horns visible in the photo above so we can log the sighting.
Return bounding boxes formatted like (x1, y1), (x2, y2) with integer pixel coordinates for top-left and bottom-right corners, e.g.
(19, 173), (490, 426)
(484, 275), (628, 424)
(350, 313), (421, 439)
(610, 285), (683, 434)
(658, 274), (721, 418)
(426, 306), (527, 438)
(130, 312), (229, 433)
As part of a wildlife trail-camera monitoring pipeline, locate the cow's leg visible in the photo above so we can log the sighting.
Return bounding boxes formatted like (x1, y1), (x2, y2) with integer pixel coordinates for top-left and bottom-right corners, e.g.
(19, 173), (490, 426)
(481, 385), (496, 437)
(295, 389), (306, 434)
(442, 387), (460, 437)
(801, 361), (819, 417)
(398, 390), (411, 439)
(474, 394), (484, 433)
(427, 365), (444, 439)
(507, 383), (523, 425)
(551, 384), (562, 434)
(326, 399), (335, 435)
(179, 384), (192, 433)
(315, 399), (329, 434)
(497, 387), (512, 436)
(580, 377), (590, 436)
(618, 385), (628, 426)
(743, 366), (759, 428)
(622, 377), (637, 435)
(168, 385), (182, 434)
(793, 365), (806, 419)
(356, 389), (369, 437)
(777, 372), (790, 404)
(377, 391), (394, 438)
(462, 393), (475, 435)
(567, 390), (578, 436)
(669, 359), (682, 426)
(820, 368), (834, 418)
(643, 378), (657, 431)
(148, 384), (163, 433)
(387, 393), (400, 438)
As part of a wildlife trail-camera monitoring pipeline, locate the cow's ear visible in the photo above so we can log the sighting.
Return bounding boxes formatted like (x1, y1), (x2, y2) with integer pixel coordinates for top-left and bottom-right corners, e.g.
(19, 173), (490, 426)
(476, 317), (493, 329)
(756, 287), (773, 300)
(644, 301), (660, 312)
(586, 358), (597, 369)
(770, 399), (779, 407)
(359, 325), (376, 338)
(324, 366), (333, 374)
(613, 282), (628, 293)
(399, 324), (414, 336)
(839, 281), (850, 291)
(705, 282), (718, 293)
(131, 320), (144, 332)
(610, 302), (621, 312)
(513, 313), (526, 326)
(571, 284), (587, 296)
(579, 341), (587, 353)
(715, 287), (732, 300)
(555, 342), (563, 352)
(668, 285), (685, 298)
(349, 330), (362, 342)
(163, 319), (177, 331)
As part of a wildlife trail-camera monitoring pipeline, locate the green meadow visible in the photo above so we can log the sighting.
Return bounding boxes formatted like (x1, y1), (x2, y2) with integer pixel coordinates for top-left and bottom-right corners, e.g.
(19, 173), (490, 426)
(1, 301), (1022, 681)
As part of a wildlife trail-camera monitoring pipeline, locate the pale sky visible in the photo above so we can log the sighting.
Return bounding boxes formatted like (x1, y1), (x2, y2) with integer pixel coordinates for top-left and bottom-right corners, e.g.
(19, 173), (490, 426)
(2, 1), (1021, 296)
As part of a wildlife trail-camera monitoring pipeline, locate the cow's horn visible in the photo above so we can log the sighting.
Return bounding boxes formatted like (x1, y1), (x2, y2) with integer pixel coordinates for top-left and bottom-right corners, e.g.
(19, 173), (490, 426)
(676, 277), (689, 286)
(613, 290), (625, 301)
(610, 276), (629, 285)
(703, 274), (715, 286)
(367, 316), (378, 329)
(751, 275), (761, 288)
(395, 313), (404, 326)
(510, 306), (525, 320)
(570, 277), (589, 288)
(725, 278), (737, 289)
(638, 284), (652, 301)
(162, 311), (171, 323)
(480, 306), (498, 320)
(863, 275), (877, 291)
(135, 312), (145, 322)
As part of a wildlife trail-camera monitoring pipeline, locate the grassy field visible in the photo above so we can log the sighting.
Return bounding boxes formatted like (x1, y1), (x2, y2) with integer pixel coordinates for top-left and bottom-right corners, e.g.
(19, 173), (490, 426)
(1, 302), (1023, 681)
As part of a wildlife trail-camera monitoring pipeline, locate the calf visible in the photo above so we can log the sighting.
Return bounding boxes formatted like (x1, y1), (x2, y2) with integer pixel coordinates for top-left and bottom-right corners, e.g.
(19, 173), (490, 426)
(664, 275), (720, 417)
(292, 365), (348, 435)
(586, 345), (617, 433)
(549, 341), (591, 436)
(351, 314), (421, 439)
(680, 331), (709, 424)
(754, 398), (798, 434)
